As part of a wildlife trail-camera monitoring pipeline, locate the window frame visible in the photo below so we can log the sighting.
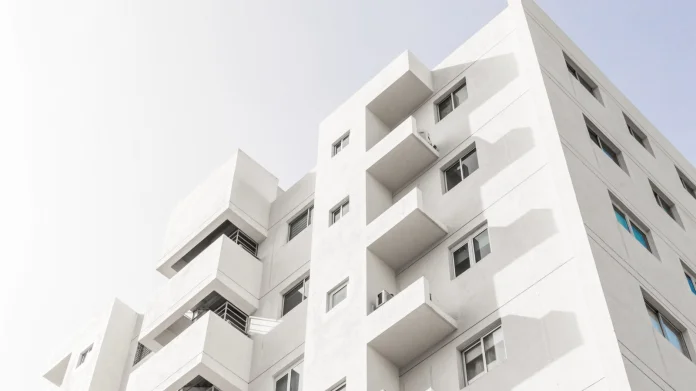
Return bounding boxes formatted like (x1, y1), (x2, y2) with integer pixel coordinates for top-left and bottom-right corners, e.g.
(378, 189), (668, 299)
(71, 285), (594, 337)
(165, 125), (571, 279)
(623, 114), (652, 154)
(274, 361), (303, 391)
(436, 79), (467, 122)
(461, 326), (506, 385)
(686, 270), (696, 296)
(564, 54), (601, 101)
(645, 301), (690, 358)
(443, 146), (479, 192)
(612, 201), (653, 253)
(76, 344), (93, 368)
(329, 381), (346, 391)
(330, 199), (350, 225)
(327, 279), (348, 312)
(450, 225), (491, 279)
(649, 181), (681, 226)
(585, 118), (623, 169)
(288, 205), (314, 242)
(676, 167), (696, 199)
(332, 132), (350, 157)
(282, 275), (310, 317)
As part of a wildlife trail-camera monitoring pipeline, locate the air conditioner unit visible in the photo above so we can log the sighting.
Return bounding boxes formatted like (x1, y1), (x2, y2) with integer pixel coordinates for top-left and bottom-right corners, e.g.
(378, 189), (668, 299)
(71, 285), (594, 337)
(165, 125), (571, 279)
(418, 130), (437, 150)
(373, 290), (394, 310)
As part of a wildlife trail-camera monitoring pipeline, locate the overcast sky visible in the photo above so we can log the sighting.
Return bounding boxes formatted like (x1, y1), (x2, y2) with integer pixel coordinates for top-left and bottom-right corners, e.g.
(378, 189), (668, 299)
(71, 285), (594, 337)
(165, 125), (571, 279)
(1, 0), (694, 389)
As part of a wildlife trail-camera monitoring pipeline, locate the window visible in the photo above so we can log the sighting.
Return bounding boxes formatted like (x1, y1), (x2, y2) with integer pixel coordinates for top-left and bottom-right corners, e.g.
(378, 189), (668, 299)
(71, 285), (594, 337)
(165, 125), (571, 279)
(676, 167), (696, 199)
(685, 270), (696, 296)
(330, 382), (346, 391)
(133, 343), (151, 366)
(332, 133), (350, 156)
(645, 302), (690, 358)
(327, 280), (348, 311)
(624, 114), (651, 152)
(452, 226), (490, 278)
(586, 119), (622, 167)
(437, 80), (467, 121)
(462, 327), (506, 385)
(649, 181), (679, 223)
(76, 344), (93, 368)
(565, 54), (600, 100)
(330, 199), (349, 225)
(282, 276), (310, 316)
(275, 361), (303, 391)
(288, 206), (313, 241)
(613, 205), (651, 252)
(444, 148), (479, 192)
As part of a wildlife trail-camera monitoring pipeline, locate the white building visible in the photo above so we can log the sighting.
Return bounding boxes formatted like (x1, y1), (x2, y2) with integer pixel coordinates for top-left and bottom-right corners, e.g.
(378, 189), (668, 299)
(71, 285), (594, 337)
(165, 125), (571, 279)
(43, 0), (696, 390)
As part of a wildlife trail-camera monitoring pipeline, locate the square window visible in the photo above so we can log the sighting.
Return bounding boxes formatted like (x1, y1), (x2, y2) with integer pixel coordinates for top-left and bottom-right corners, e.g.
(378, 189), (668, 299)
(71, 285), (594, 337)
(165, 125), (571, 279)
(332, 133), (350, 156)
(452, 226), (490, 278)
(645, 302), (690, 358)
(288, 206), (313, 241)
(462, 326), (506, 385)
(76, 344), (93, 368)
(444, 148), (478, 192)
(437, 80), (467, 121)
(330, 199), (349, 225)
(328, 280), (348, 311)
(282, 276), (310, 316)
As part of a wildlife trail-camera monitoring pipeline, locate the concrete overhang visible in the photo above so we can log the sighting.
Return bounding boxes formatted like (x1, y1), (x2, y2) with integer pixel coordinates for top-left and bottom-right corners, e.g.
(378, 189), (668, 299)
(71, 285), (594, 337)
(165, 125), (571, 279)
(366, 116), (439, 193)
(366, 277), (456, 368)
(366, 188), (447, 270)
(43, 352), (71, 386)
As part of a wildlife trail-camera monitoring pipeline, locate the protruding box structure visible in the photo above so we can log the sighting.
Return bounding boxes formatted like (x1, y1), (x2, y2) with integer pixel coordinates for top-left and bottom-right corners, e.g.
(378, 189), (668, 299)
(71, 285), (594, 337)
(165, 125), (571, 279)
(366, 278), (456, 368)
(366, 188), (447, 270)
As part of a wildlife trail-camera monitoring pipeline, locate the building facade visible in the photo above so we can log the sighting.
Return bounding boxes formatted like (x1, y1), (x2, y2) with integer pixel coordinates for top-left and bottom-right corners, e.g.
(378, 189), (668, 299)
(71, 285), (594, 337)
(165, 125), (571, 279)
(43, 0), (696, 390)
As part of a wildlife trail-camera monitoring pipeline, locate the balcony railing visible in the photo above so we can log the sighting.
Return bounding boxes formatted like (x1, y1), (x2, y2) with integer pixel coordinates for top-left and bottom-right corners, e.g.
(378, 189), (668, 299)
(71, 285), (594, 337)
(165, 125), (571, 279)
(228, 228), (257, 257)
(189, 299), (249, 335)
(132, 343), (152, 366)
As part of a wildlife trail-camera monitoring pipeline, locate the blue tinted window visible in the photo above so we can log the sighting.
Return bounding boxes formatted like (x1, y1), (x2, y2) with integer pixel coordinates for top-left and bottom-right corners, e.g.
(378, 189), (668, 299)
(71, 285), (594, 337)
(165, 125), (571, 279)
(631, 223), (650, 251)
(687, 274), (696, 295)
(614, 208), (629, 231)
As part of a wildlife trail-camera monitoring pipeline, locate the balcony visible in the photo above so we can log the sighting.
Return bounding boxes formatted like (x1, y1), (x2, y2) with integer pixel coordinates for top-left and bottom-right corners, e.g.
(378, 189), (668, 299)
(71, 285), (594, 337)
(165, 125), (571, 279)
(366, 277), (456, 368)
(128, 312), (252, 391)
(366, 116), (439, 192)
(366, 188), (447, 270)
(139, 235), (262, 349)
(366, 51), (433, 129)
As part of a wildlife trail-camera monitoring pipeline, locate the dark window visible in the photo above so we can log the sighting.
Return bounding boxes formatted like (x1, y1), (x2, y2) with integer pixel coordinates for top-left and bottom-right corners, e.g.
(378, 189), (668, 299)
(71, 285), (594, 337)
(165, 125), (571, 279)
(565, 55), (599, 99)
(676, 168), (696, 199)
(282, 276), (309, 316)
(437, 81), (467, 121)
(76, 344), (93, 368)
(586, 121), (621, 167)
(288, 206), (313, 241)
(333, 133), (350, 156)
(331, 199), (349, 225)
(453, 228), (490, 278)
(444, 148), (479, 192)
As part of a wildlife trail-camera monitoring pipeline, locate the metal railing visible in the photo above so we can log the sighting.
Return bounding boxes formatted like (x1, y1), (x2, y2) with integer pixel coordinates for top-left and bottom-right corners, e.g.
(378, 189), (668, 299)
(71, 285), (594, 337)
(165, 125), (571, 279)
(132, 343), (152, 366)
(228, 228), (258, 257)
(214, 301), (249, 334)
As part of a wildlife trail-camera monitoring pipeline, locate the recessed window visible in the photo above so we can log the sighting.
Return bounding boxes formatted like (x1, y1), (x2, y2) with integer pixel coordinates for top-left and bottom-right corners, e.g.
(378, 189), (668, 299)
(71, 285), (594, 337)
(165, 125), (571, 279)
(275, 361), (302, 391)
(676, 167), (696, 199)
(76, 344), (93, 368)
(623, 114), (651, 153)
(330, 199), (349, 225)
(288, 206), (313, 241)
(684, 267), (696, 296)
(327, 280), (348, 311)
(565, 54), (600, 101)
(282, 276), (310, 316)
(133, 343), (151, 366)
(586, 118), (622, 168)
(332, 133), (350, 156)
(462, 326), (506, 385)
(645, 302), (690, 358)
(444, 148), (479, 192)
(452, 226), (491, 278)
(649, 181), (679, 224)
(613, 204), (651, 252)
(330, 381), (346, 391)
(437, 80), (467, 121)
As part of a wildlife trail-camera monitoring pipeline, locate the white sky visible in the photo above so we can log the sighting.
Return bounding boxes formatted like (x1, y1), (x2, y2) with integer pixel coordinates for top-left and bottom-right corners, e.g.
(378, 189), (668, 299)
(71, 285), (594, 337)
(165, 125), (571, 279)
(1, 0), (694, 389)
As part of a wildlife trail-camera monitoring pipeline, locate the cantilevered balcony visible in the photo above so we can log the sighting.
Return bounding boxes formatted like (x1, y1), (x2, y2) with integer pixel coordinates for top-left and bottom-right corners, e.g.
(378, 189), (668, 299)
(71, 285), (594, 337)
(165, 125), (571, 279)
(366, 116), (439, 192)
(366, 188), (447, 270)
(127, 312), (252, 391)
(366, 277), (456, 368)
(365, 51), (433, 129)
(139, 235), (261, 350)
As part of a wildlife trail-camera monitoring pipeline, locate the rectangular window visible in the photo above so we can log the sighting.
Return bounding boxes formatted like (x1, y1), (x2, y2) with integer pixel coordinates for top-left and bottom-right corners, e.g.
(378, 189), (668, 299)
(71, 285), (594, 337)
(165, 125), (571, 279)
(612, 202), (652, 252)
(282, 276), (310, 316)
(437, 80), (467, 121)
(288, 206), (313, 241)
(444, 148), (479, 192)
(676, 167), (696, 199)
(133, 343), (151, 366)
(586, 118), (622, 168)
(686, 271), (696, 295)
(275, 361), (303, 391)
(328, 280), (348, 311)
(330, 199), (349, 225)
(565, 54), (600, 101)
(623, 114), (651, 152)
(649, 181), (679, 223)
(645, 302), (690, 358)
(77, 344), (93, 368)
(462, 326), (506, 385)
(332, 133), (350, 156)
(452, 226), (490, 278)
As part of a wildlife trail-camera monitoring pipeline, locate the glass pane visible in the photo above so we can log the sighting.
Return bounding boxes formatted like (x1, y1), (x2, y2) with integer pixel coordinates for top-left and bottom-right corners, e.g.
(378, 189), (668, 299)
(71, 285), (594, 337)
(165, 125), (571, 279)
(283, 282), (305, 316)
(438, 97), (453, 120)
(614, 208), (629, 231)
(342, 201), (349, 216)
(290, 368), (301, 391)
(579, 75), (595, 94)
(631, 224), (651, 251)
(331, 284), (347, 308)
(452, 84), (468, 108)
(588, 129), (600, 147)
(473, 230), (491, 262)
(661, 318), (688, 356)
(275, 374), (288, 391)
(461, 150), (479, 178)
(566, 63), (577, 78)
(303, 277), (310, 299)
(333, 144), (341, 155)
(445, 162), (462, 191)
(602, 144), (620, 165)
(464, 342), (485, 382)
(687, 274), (696, 295)
(343, 134), (349, 147)
(332, 209), (341, 223)
(646, 304), (662, 334)
(453, 243), (471, 277)
(483, 328), (506, 369)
